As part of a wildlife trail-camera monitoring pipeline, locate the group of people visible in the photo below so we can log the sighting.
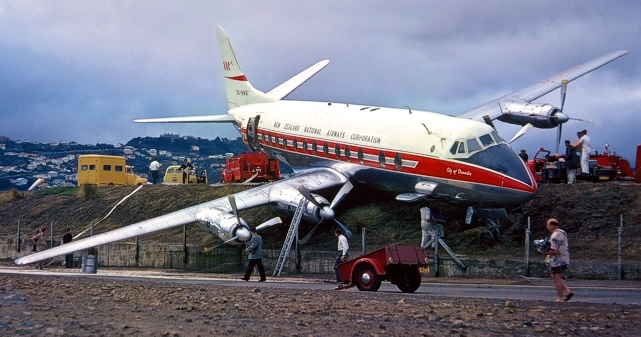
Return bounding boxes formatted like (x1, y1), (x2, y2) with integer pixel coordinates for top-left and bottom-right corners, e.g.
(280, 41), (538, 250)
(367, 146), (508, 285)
(30, 227), (74, 269)
(519, 129), (592, 184)
(564, 129), (592, 184)
(149, 158), (205, 184)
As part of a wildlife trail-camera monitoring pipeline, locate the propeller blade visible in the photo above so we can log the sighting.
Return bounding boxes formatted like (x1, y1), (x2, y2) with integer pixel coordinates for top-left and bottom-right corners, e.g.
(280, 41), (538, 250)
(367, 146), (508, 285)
(329, 181), (353, 209)
(255, 217), (283, 231)
(228, 194), (242, 226)
(206, 235), (239, 252)
(333, 219), (353, 239)
(569, 117), (592, 123)
(297, 220), (324, 245)
(560, 79), (568, 111)
(508, 123), (534, 144)
(296, 185), (322, 208)
(556, 123), (563, 155)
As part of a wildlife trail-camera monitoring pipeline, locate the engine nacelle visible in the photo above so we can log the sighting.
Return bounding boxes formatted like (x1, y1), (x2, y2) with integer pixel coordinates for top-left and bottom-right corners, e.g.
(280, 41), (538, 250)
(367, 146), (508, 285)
(194, 207), (250, 243)
(270, 184), (333, 224)
(497, 101), (566, 129)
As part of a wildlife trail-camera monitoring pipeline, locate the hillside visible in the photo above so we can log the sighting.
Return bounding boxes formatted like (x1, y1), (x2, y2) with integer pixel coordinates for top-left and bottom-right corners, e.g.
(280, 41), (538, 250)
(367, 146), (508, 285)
(1, 183), (639, 262)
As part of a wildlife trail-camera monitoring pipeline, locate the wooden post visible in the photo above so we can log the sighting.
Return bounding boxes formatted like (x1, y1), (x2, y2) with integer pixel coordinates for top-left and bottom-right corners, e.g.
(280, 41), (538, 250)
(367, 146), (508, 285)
(361, 228), (366, 254)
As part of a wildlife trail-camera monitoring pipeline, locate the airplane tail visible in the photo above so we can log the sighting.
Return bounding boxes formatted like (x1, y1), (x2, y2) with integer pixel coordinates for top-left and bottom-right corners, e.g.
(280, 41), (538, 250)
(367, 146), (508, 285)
(216, 26), (277, 109)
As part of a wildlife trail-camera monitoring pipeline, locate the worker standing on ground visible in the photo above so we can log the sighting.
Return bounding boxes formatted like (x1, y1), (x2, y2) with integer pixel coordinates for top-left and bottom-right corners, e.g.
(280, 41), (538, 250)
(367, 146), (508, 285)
(149, 157), (161, 184)
(179, 159), (193, 184)
(564, 140), (580, 184)
(334, 229), (349, 283)
(241, 228), (266, 282)
(578, 130), (592, 175)
(31, 227), (47, 270)
(62, 228), (73, 268)
(537, 218), (573, 302)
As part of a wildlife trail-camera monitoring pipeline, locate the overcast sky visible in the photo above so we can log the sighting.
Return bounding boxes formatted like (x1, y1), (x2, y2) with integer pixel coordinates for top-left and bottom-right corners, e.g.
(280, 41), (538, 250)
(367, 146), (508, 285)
(1, 1), (639, 161)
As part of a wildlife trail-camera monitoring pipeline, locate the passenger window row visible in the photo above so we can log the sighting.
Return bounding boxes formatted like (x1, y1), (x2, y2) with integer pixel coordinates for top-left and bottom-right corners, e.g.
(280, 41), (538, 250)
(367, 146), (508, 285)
(257, 131), (404, 171)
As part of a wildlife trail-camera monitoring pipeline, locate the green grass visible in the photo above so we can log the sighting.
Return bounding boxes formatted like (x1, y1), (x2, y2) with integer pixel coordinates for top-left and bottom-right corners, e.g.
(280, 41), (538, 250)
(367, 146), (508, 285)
(36, 186), (79, 196)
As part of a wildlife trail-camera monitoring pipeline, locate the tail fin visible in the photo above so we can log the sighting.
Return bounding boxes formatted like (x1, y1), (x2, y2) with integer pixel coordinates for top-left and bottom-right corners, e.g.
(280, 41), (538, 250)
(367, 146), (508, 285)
(217, 27), (277, 109)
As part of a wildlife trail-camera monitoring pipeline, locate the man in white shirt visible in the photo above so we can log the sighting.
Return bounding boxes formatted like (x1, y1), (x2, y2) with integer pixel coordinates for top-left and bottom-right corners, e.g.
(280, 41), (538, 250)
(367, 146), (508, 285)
(578, 130), (592, 175)
(333, 229), (349, 283)
(148, 158), (161, 184)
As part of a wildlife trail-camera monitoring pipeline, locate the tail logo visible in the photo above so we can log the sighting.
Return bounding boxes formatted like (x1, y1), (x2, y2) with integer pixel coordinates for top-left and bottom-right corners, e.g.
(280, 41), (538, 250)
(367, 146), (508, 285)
(223, 61), (232, 71)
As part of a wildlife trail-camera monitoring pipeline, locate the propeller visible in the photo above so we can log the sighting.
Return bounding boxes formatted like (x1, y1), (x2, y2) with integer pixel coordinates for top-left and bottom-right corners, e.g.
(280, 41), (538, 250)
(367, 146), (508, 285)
(296, 181), (353, 244)
(548, 79), (592, 153)
(205, 195), (282, 252)
(207, 216), (282, 251)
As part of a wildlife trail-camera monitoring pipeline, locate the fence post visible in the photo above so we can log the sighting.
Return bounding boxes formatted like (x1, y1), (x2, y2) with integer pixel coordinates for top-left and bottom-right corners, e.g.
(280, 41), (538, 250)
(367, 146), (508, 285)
(618, 214), (624, 280)
(135, 236), (139, 267)
(525, 216), (530, 277)
(16, 220), (21, 253)
(361, 228), (366, 254)
(50, 220), (54, 249)
(182, 224), (188, 265)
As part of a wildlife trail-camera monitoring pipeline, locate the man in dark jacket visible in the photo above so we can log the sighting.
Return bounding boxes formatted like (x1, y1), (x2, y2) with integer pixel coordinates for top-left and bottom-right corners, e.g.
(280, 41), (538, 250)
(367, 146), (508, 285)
(62, 228), (73, 268)
(241, 228), (266, 282)
(564, 140), (580, 184)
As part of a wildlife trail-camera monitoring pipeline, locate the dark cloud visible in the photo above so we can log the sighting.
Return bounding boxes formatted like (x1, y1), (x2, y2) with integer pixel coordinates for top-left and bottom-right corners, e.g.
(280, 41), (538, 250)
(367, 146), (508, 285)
(0, 1), (639, 160)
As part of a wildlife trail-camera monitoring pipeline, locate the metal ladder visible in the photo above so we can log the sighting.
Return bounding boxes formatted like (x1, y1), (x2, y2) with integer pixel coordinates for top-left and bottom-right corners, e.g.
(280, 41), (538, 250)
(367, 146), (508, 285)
(272, 198), (305, 276)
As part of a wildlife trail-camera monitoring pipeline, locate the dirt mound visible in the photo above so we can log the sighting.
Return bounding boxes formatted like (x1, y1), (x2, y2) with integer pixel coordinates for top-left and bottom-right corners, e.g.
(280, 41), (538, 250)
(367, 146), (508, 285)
(0, 183), (639, 261)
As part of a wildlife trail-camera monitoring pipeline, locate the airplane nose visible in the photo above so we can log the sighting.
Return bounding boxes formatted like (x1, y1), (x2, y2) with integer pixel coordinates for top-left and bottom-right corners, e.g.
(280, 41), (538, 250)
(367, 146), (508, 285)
(460, 144), (534, 187)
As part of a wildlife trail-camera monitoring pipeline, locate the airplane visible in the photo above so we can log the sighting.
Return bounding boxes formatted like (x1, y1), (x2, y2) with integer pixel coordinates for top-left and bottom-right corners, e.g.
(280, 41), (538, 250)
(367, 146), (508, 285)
(15, 27), (627, 266)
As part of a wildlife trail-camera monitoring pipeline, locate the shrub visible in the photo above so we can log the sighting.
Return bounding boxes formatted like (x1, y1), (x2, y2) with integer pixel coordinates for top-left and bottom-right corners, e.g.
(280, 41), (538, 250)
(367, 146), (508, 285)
(342, 205), (388, 232)
(0, 188), (24, 204)
(77, 184), (98, 200)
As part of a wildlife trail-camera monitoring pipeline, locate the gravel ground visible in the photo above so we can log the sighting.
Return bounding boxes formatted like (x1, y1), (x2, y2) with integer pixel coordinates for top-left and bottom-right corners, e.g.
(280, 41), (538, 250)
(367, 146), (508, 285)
(1, 268), (640, 337)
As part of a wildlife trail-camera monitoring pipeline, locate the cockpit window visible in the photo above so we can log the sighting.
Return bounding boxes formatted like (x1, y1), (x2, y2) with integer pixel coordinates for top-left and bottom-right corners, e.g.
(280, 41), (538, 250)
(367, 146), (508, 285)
(457, 142), (466, 154)
(491, 131), (504, 144)
(467, 138), (481, 153)
(450, 141), (460, 155)
(450, 140), (458, 154)
(479, 134), (494, 147)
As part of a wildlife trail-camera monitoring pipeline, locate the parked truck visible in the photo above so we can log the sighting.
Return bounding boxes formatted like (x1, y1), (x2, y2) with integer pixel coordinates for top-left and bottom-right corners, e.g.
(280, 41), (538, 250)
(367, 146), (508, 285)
(220, 151), (280, 183)
(77, 155), (147, 186)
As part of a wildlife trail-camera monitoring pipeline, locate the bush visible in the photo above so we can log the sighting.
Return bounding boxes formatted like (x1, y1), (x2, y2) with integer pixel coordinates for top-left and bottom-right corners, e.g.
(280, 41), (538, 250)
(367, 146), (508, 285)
(0, 188), (24, 204)
(342, 205), (388, 232)
(77, 184), (98, 200)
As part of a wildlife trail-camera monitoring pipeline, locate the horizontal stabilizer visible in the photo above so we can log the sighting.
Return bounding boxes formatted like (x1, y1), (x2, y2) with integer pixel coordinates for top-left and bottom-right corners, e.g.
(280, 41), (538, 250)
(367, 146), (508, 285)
(267, 60), (330, 100)
(134, 114), (237, 124)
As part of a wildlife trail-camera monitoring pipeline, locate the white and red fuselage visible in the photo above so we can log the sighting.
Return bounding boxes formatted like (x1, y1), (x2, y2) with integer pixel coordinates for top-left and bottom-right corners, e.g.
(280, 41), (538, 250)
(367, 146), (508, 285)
(230, 100), (537, 207)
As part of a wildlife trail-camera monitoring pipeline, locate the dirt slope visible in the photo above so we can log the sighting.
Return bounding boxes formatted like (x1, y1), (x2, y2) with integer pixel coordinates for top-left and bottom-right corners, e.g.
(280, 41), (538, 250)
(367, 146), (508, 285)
(1, 183), (639, 261)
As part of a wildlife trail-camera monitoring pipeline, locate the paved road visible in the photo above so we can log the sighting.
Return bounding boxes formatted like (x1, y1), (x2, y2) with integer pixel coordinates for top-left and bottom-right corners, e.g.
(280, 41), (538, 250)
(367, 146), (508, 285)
(2, 266), (640, 305)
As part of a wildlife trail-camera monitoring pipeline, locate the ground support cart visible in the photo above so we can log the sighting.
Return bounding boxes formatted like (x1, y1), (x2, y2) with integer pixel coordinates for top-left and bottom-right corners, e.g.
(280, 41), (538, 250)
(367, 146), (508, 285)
(335, 245), (429, 293)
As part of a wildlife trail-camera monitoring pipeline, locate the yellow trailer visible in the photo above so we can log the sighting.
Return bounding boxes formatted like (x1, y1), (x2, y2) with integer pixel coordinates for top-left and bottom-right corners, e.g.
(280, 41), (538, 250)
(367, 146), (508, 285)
(77, 155), (147, 186)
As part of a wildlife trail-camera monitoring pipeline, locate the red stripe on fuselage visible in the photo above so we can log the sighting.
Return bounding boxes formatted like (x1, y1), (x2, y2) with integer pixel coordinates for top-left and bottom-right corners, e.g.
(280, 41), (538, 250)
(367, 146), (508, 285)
(241, 127), (536, 194)
(225, 75), (248, 81)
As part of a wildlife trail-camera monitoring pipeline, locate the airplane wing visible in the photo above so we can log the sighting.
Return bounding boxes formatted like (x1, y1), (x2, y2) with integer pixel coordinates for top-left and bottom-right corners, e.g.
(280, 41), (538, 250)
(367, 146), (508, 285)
(458, 50), (629, 121)
(266, 60), (330, 100)
(134, 114), (237, 124)
(14, 168), (348, 265)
